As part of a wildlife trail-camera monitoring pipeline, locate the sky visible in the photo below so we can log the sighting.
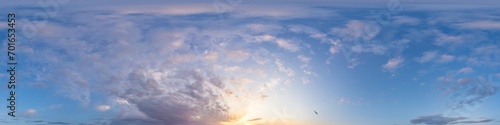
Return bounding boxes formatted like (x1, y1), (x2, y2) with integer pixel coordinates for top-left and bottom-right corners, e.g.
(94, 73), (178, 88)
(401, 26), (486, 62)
(0, 0), (500, 125)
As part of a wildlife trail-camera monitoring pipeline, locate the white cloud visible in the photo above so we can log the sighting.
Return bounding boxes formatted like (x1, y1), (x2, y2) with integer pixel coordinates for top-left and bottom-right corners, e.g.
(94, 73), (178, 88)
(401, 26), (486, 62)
(275, 60), (295, 77)
(97, 105), (111, 111)
(275, 39), (300, 52)
(288, 25), (329, 43)
(437, 54), (455, 63)
(331, 20), (380, 41)
(329, 45), (340, 54)
(435, 34), (464, 46)
(417, 51), (438, 63)
(472, 44), (499, 55)
(224, 50), (249, 62)
(21, 109), (37, 117)
(297, 55), (311, 63)
(382, 56), (404, 71)
(465, 45), (500, 66)
(203, 51), (218, 62)
(437, 71), (498, 112)
(350, 44), (387, 55)
(232, 4), (336, 18)
(245, 23), (283, 34)
(17, 9), (318, 124)
(458, 67), (474, 73)
(110, 4), (217, 15)
(254, 35), (300, 52)
(48, 104), (63, 109)
(115, 98), (130, 105)
(416, 51), (455, 63)
(456, 20), (500, 30)
(94, 3), (337, 19)
(254, 35), (276, 42)
(337, 97), (351, 105)
(437, 76), (454, 82)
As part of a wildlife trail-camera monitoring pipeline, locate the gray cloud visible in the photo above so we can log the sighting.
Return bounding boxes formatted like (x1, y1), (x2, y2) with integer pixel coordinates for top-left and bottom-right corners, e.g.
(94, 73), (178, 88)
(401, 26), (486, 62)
(410, 114), (494, 125)
(453, 119), (494, 124)
(410, 114), (466, 125)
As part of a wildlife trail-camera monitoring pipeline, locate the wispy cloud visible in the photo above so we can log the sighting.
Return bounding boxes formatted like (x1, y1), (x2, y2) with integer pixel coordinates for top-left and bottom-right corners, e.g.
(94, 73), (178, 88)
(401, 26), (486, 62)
(458, 67), (474, 74)
(410, 114), (493, 125)
(254, 35), (300, 52)
(96, 105), (111, 111)
(456, 20), (500, 30)
(15, 8), (317, 124)
(416, 51), (455, 63)
(393, 16), (421, 25)
(410, 114), (466, 125)
(382, 56), (404, 71)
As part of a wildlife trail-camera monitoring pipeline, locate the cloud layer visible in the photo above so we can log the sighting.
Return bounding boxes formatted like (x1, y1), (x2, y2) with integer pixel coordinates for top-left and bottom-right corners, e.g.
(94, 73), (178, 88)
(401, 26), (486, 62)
(6, 2), (500, 125)
(410, 114), (493, 125)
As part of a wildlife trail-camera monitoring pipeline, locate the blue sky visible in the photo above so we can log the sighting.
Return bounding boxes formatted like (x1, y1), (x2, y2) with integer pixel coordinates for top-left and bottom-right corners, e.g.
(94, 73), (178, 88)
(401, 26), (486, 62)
(0, 0), (500, 125)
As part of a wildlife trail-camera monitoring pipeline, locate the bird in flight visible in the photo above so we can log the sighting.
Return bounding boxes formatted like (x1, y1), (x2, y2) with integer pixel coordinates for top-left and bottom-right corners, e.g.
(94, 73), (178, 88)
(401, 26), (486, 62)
(314, 111), (318, 115)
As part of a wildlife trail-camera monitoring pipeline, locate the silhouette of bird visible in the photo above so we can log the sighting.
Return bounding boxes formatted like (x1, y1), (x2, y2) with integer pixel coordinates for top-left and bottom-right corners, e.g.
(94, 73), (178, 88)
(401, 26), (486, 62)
(314, 111), (318, 115)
